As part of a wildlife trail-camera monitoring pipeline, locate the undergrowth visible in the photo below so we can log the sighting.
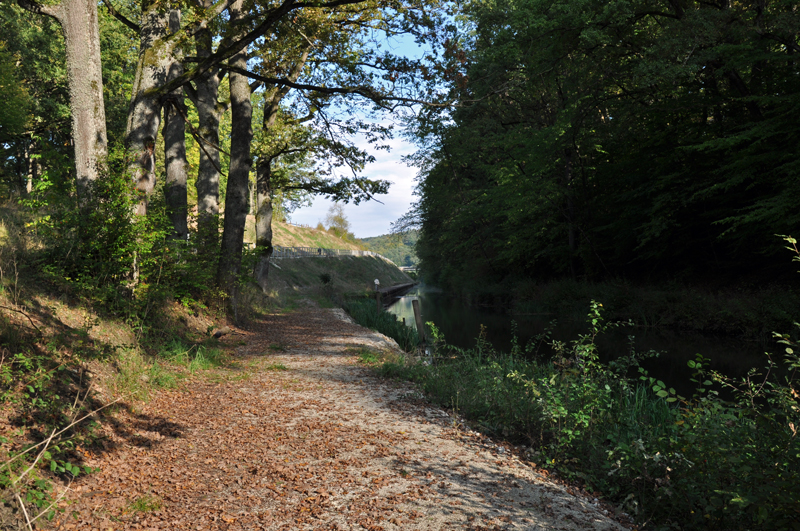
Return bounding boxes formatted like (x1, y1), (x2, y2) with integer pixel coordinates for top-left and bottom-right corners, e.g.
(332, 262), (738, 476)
(380, 301), (800, 530)
(0, 164), (243, 527)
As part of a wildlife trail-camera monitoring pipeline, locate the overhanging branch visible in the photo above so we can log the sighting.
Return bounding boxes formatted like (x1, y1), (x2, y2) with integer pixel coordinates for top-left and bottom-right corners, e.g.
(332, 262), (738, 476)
(147, 0), (373, 98)
(222, 64), (452, 109)
(16, 0), (60, 21)
(101, 0), (140, 33)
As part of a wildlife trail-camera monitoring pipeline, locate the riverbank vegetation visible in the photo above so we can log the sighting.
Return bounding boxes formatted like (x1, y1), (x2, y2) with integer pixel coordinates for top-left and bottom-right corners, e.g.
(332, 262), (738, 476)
(343, 242), (800, 529)
(342, 298), (420, 352)
(370, 302), (800, 530)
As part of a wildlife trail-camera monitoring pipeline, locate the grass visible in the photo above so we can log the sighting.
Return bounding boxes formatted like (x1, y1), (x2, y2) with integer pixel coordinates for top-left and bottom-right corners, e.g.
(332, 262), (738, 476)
(126, 494), (163, 513)
(342, 298), (420, 352)
(269, 255), (412, 299)
(263, 362), (288, 371)
(245, 218), (364, 250)
(347, 346), (386, 365)
(158, 339), (228, 372)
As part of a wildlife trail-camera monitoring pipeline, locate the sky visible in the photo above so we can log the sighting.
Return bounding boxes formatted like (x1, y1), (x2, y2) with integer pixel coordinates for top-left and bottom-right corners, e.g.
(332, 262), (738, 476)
(287, 130), (419, 239)
(286, 33), (429, 239)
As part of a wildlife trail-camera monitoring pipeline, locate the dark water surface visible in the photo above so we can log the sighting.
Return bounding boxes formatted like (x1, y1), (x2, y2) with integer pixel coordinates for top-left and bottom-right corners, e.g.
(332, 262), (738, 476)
(386, 285), (782, 396)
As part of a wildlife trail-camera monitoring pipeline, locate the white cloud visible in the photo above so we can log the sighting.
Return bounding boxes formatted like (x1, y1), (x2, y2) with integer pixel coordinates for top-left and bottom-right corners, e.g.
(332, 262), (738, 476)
(289, 130), (420, 238)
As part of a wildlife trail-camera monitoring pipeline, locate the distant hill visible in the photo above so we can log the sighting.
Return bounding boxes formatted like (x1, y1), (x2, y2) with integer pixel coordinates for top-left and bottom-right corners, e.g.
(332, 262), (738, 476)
(360, 230), (419, 267)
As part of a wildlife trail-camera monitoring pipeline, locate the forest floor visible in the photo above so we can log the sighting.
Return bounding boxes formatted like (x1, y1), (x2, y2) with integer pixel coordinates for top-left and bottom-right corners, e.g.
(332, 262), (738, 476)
(52, 303), (630, 531)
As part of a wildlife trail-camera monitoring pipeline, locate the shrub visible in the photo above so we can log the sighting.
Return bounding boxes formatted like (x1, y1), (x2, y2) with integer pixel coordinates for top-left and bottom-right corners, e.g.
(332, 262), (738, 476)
(382, 302), (800, 530)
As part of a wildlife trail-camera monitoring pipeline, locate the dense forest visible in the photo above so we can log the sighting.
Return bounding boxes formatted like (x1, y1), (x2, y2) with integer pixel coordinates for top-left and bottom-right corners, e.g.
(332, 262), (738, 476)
(409, 0), (800, 294)
(361, 230), (419, 266)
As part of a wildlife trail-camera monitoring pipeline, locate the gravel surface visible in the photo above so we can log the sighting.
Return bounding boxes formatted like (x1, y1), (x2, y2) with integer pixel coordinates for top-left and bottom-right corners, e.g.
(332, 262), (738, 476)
(55, 304), (629, 531)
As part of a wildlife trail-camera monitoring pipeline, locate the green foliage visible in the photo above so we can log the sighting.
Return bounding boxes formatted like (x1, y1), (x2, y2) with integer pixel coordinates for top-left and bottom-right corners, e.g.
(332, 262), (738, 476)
(125, 494), (163, 513)
(361, 230), (419, 267)
(158, 340), (227, 373)
(412, 0), (800, 288)
(0, 316), (106, 523)
(384, 302), (800, 530)
(342, 298), (420, 352)
(0, 41), (30, 143)
(354, 347), (380, 365)
(25, 164), (151, 307)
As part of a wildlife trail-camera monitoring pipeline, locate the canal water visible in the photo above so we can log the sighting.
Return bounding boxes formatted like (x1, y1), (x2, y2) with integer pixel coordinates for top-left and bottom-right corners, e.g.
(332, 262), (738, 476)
(386, 285), (782, 396)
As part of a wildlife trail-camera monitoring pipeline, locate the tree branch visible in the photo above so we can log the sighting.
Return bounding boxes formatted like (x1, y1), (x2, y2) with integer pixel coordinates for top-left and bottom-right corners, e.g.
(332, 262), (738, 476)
(149, 0), (374, 98)
(16, 0), (60, 21)
(183, 0), (238, 38)
(757, 31), (800, 54)
(101, 0), (140, 33)
(222, 64), (450, 108)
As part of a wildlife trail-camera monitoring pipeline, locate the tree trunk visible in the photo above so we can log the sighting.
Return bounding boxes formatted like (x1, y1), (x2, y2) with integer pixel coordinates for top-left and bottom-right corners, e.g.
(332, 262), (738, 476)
(253, 159), (273, 292)
(193, 19), (223, 247)
(163, 9), (189, 239)
(251, 52), (309, 292)
(218, 0), (253, 297)
(126, 0), (171, 215)
(564, 148), (578, 279)
(18, 0), (108, 197)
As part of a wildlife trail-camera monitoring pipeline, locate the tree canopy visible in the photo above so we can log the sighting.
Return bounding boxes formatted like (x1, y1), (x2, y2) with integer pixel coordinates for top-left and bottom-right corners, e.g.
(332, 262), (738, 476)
(409, 0), (800, 292)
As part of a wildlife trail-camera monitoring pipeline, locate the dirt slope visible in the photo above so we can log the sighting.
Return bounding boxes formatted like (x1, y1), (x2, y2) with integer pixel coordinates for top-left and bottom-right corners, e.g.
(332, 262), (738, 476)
(55, 305), (628, 531)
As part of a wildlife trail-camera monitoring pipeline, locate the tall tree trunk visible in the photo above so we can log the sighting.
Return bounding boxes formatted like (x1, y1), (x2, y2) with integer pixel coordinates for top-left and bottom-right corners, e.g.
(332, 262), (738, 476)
(252, 51), (309, 292)
(564, 148), (578, 279)
(163, 9), (189, 239)
(126, 0), (171, 215)
(218, 0), (253, 298)
(193, 18), (223, 247)
(253, 158), (273, 292)
(17, 0), (108, 197)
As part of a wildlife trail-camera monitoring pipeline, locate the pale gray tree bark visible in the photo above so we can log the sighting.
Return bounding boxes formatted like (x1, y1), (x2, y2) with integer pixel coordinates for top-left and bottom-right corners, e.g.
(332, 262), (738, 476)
(253, 157), (274, 292)
(218, 0), (253, 298)
(163, 9), (189, 239)
(253, 51), (309, 292)
(191, 4), (224, 246)
(17, 0), (108, 197)
(126, 0), (172, 215)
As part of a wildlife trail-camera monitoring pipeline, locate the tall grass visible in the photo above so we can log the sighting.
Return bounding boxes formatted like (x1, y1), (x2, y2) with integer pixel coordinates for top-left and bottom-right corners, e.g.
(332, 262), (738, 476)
(158, 340), (227, 372)
(380, 302), (800, 531)
(342, 298), (420, 352)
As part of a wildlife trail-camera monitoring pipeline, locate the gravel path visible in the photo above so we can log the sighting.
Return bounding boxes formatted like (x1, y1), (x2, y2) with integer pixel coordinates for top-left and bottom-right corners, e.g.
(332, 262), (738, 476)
(56, 305), (629, 531)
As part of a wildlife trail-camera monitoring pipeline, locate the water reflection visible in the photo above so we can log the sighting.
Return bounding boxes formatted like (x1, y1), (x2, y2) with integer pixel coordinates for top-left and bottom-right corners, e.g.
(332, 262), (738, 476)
(386, 285), (781, 396)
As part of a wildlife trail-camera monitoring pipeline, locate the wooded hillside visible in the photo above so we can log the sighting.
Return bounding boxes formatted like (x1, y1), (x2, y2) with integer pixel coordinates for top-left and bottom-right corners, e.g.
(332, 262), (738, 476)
(361, 230), (419, 267)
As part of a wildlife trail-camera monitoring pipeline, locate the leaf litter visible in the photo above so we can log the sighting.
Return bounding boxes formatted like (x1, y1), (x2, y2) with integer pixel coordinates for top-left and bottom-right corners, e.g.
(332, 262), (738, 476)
(53, 304), (629, 530)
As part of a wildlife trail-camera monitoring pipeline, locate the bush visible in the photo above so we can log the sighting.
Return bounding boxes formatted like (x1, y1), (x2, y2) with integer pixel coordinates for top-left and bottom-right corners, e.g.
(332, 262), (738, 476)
(383, 302), (800, 530)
